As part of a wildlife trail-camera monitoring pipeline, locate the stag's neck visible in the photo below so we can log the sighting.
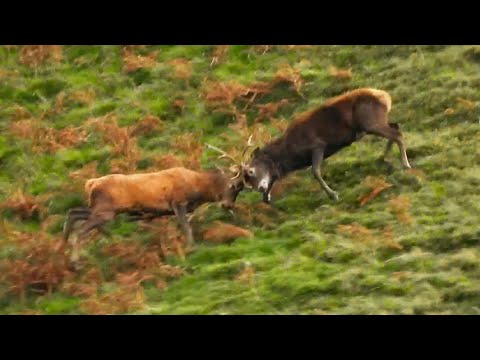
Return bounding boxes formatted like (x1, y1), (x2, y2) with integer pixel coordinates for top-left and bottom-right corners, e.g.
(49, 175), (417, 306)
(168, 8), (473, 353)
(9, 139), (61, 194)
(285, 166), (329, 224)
(259, 138), (302, 179)
(198, 171), (228, 202)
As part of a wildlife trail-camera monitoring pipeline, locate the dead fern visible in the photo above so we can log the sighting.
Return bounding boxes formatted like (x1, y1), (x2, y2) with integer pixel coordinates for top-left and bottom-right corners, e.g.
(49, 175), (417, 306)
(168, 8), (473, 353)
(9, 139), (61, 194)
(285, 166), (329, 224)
(139, 218), (190, 259)
(69, 88), (96, 105)
(122, 47), (158, 73)
(0, 223), (71, 302)
(80, 281), (146, 315)
(10, 105), (32, 121)
(129, 115), (164, 137)
(328, 65), (353, 80)
(358, 176), (393, 206)
(272, 64), (304, 95)
(234, 262), (256, 285)
(210, 45), (229, 66)
(68, 161), (100, 186)
(0, 69), (19, 79)
(456, 97), (477, 110)
(150, 154), (185, 171)
(270, 174), (301, 198)
(388, 195), (413, 225)
(167, 58), (192, 81)
(202, 222), (253, 244)
(270, 118), (290, 133)
(9, 119), (88, 154)
(254, 99), (290, 123)
(173, 98), (186, 113)
(0, 190), (45, 220)
(85, 114), (140, 173)
(337, 223), (374, 244)
(281, 45), (313, 51)
(380, 225), (404, 251)
(251, 45), (274, 55)
(19, 45), (63, 68)
(171, 133), (203, 170)
(61, 267), (103, 298)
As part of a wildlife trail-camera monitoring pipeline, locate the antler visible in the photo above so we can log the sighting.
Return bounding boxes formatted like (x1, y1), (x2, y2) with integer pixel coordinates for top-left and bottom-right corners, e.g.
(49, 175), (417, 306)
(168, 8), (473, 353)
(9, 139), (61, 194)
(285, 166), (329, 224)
(205, 134), (255, 186)
(241, 134), (255, 160)
(205, 143), (242, 181)
(205, 143), (240, 164)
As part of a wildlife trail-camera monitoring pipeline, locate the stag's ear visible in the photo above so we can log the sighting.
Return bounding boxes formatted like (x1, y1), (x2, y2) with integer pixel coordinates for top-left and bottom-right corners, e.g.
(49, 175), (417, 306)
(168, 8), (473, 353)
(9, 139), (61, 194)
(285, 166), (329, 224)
(251, 147), (260, 158)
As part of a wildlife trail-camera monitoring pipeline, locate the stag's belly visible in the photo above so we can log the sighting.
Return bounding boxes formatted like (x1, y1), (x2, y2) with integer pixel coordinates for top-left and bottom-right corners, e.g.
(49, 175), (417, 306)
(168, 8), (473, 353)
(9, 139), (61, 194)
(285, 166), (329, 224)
(281, 128), (363, 171)
(324, 130), (363, 159)
(324, 143), (349, 159)
(284, 149), (315, 171)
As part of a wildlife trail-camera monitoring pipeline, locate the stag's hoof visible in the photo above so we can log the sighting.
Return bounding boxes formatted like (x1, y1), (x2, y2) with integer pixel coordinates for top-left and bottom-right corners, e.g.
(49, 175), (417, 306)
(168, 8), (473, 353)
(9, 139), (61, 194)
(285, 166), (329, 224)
(377, 157), (394, 166)
(68, 262), (83, 272)
(186, 240), (195, 251)
(262, 192), (272, 204)
(329, 191), (339, 202)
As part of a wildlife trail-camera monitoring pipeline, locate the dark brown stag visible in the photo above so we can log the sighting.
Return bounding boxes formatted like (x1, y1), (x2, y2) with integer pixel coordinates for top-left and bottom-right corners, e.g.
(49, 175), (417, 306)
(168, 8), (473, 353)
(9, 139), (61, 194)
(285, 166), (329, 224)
(241, 88), (412, 203)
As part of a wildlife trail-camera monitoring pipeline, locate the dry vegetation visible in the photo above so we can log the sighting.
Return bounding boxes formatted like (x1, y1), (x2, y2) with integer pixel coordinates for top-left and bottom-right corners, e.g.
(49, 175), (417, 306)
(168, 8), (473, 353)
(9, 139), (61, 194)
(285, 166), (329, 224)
(122, 47), (159, 73)
(19, 45), (63, 68)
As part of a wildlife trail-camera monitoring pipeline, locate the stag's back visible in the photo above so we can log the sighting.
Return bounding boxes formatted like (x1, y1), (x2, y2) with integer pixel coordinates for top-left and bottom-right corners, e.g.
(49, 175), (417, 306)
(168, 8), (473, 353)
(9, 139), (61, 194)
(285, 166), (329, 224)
(288, 88), (391, 131)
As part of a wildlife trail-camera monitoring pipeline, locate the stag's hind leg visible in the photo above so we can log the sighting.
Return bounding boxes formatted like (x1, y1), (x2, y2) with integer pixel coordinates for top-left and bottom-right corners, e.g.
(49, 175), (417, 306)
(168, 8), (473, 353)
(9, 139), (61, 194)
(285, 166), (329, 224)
(64, 207), (113, 243)
(312, 145), (339, 201)
(369, 125), (411, 169)
(63, 208), (91, 241)
(382, 139), (394, 161)
(69, 210), (116, 269)
(355, 103), (411, 169)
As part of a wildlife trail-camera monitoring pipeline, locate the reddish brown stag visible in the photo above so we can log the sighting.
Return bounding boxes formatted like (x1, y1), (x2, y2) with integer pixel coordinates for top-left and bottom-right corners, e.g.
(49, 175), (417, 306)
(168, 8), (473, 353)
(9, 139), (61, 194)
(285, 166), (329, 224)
(63, 166), (245, 268)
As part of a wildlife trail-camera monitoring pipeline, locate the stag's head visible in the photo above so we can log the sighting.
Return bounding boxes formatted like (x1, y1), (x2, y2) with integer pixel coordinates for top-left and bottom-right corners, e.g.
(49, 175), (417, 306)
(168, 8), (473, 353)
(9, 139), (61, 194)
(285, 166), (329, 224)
(241, 147), (277, 195)
(205, 135), (257, 205)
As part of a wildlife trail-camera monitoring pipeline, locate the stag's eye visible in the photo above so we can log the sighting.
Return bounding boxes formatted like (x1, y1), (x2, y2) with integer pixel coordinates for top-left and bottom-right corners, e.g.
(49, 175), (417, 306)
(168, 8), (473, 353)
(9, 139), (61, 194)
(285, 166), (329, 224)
(247, 168), (255, 177)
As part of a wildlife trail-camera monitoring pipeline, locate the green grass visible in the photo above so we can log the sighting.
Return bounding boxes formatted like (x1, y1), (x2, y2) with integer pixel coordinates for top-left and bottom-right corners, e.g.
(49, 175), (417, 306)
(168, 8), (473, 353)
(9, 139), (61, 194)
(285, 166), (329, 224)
(1, 45), (480, 314)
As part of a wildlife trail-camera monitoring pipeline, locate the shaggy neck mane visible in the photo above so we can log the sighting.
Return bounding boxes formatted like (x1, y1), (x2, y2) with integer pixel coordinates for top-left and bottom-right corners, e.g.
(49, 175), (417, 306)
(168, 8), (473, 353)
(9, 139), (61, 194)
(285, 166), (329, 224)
(198, 170), (228, 201)
(255, 138), (290, 179)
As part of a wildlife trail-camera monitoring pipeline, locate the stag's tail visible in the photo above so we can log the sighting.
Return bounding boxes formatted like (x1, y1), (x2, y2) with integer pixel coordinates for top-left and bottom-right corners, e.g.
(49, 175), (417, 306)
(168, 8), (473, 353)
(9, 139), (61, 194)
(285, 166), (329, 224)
(366, 88), (392, 113)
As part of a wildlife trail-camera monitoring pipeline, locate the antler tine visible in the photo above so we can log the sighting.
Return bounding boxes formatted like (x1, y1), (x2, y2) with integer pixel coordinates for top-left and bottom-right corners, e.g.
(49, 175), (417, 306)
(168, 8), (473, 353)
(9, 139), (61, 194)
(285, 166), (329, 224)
(206, 140), (254, 187)
(205, 143), (239, 164)
(215, 165), (226, 174)
(219, 154), (238, 163)
(227, 164), (241, 180)
(241, 134), (255, 160)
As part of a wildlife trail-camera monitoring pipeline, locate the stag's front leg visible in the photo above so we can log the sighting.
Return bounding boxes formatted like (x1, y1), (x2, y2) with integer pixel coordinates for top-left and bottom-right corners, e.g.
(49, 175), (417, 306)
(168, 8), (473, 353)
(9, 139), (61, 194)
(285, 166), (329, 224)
(262, 191), (272, 204)
(312, 146), (339, 201)
(262, 181), (275, 204)
(172, 202), (194, 247)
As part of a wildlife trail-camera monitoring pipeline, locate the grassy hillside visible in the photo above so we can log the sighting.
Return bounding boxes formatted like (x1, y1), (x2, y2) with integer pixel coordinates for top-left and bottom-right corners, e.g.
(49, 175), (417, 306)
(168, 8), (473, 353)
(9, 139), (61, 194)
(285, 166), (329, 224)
(1, 45), (480, 314)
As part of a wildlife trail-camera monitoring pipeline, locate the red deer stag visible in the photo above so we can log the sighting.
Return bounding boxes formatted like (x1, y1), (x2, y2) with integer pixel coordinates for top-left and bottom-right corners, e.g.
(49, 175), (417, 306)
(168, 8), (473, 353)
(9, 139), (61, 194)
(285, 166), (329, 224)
(241, 88), (412, 203)
(63, 166), (245, 268)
